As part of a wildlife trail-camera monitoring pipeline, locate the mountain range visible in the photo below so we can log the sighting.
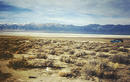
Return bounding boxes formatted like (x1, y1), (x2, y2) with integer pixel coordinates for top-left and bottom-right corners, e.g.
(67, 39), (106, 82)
(0, 23), (130, 35)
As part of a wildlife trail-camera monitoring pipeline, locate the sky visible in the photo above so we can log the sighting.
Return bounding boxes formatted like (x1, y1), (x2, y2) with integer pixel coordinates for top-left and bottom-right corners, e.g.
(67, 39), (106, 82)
(0, 0), (130, 25)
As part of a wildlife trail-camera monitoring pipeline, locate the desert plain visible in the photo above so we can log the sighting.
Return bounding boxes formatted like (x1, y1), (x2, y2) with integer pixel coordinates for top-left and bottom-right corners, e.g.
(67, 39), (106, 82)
(0, 34), (130, 82)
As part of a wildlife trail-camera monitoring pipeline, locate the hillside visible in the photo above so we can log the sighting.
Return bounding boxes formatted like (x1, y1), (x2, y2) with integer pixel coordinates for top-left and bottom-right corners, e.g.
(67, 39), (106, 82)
(0, 24), (130, 35)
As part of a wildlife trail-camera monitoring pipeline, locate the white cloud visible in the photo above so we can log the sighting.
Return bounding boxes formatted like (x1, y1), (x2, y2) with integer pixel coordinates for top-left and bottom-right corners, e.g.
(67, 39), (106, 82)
(0, 0), (130, 25)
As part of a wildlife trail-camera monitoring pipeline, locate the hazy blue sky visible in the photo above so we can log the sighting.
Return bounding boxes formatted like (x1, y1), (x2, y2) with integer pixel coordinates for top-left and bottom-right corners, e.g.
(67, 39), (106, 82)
(0, 0), (130, 25)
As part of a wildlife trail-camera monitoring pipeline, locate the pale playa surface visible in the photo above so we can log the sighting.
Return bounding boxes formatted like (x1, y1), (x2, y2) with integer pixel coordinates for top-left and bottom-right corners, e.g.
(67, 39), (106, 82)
(0, 32), (130, 38)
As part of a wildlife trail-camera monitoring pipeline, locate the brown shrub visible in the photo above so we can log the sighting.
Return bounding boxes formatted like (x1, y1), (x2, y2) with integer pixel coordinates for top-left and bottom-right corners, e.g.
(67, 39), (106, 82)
(0, 52), (13, 59)
(110, 53), (130, 64)
(69, 50), (75, 55)
(0, 70), (12, 81)
(96, 52), (109, 58)
(87, 51), (96, 55)
(70, 67), (81, 78)
(117, 48), (129, 52)
(75, 51), (87, 57)
(42, 60), (54, 67)
(49, 50), (56, 55)
(75, 61), (86, 66)
(59, 71), (72, 78)
(81, 62), (118, 79)
(60, 56), (76, 64)
(101, 48), (109, 52)
(37, 54), (47, 59)
(96, 63), (117, 79)
(109, 50), (118, 54)
(82, 65), (97, 77)
(8, 58), (31, 69)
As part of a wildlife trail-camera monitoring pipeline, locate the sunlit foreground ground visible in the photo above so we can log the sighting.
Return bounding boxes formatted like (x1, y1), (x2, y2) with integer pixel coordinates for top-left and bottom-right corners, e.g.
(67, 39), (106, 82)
(0, 34), (130, 82)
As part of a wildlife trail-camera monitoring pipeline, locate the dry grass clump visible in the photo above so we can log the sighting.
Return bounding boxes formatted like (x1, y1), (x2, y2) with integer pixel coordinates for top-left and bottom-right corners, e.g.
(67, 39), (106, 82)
(110, 53), (130, 64)
(0, 51), (13, 59)
(60, 56), (76, 64)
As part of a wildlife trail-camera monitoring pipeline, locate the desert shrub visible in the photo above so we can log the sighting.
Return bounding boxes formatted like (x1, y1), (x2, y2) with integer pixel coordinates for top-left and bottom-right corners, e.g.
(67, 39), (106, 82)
(8, 58), (31, 69)
(110, 53), (130, 64)
(0, 70), (12, 81)
(124, 45), (130, 48)
(96, 52), (109, 58)
(60, 56), (76, 64)
(101, 48), (109, 52)
(0, 52), (13, 59)
(89, 60), (99, 66)
(55, 49), (64, 55)
(63, 46), (71, 52)
(59, 71), (72, 78)
(94, 47), (102, 52)
(87, 51), (96, 55)
(26, 59), (55, 68)
(75, 51), (87, 57)
(108, 62), (119, 70)
(110, 46), (118, 50)
(28, 55), (36, 59)
(59, 67), (81, 78)
(81, 62), (118, 79)
(117, 48), (129, 52)
(82, 65), (97, 77)
(75, 61), (86, 66)
(37, 54), (47, 59)
(69, 50), (75, 55)
(96, 63), (117, 79)
(109, 50), (118, 54)
(70, 67), (81, 78)
(51, 40), (57, 43)
(49, 50), (56, 55)
(42, 60), (54, 67)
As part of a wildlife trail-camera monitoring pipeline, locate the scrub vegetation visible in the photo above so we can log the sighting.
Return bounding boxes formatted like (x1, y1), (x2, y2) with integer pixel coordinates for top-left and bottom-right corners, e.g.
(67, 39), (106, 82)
(0, 36), (130, 82)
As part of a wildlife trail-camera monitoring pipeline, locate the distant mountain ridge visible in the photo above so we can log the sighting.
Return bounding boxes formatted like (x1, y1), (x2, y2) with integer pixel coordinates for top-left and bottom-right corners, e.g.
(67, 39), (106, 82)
(0, 24), (130, 35)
